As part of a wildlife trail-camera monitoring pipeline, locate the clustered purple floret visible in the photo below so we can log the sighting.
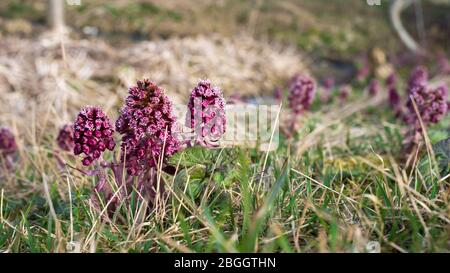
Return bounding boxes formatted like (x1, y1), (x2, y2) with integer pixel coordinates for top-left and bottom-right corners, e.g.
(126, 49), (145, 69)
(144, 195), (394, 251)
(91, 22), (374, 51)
(186, 79), (226, 147)
(386, 73), (397, 88)
(388, 87), (401, 110)
(288, 74), (316, 115)
(407, 66), (428, 93)
(57, 123), (75, 152)
(0, 127), (16, 156)
(116, 79), (180, 175)
(404, 66), (448, 128)
(405, 84), (448, 128)
(386, 73), (401, 111)
(73, 106), (115, 166)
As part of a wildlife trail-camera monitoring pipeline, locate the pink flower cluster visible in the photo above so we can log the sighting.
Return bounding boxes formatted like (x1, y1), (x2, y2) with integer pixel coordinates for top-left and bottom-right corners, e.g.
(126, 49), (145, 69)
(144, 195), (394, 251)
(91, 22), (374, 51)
(186, 79), (226, 147)
(0, 127), (16, 156)
(73, 106), (115, 166)
(116, 79), (180, 175)
(386, 73), (401, 112)
(404, 66), (448, 128)
(288, 74), (316, 115)
(57, 124), (75, 152)
(405, 84), (448, 128)
(407, 66), (428, 93)
(386, 73), (397, 88)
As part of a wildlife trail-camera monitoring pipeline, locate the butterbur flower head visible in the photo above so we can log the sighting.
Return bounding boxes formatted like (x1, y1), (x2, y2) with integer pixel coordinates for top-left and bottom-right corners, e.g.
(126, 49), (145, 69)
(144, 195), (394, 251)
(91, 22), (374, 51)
(386, 72), (397, 88)
(57, 123), (74, 152)
(388, 87), (401, 109)
(117, 79), (180, 175)
(288, 74), (316, 115)
(186, 79), (226, 147)
(386, 72), (400, 113)
(408, 66), (428, 93)
(405, 84), (448, 127)
(368, 79), (380, 96)
(0, 127), (17, 156)
(73, 106), (115, 166)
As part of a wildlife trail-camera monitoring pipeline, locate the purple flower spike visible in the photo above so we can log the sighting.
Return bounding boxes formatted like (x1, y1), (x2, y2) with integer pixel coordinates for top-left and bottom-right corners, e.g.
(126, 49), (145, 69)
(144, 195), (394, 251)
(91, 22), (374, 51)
(368, 79), (380, 96)
(407, 66), (428, 93)
(0, 127), (17, 156)
(57, 123), (75, 152)
(385, 72), (402, 116)
(73, 106), (115, 166)
(405, 84), (448, 128)
(388, 87), (401, 110)
(117, 79), (180, 175)
(386, 73), (397, 88)
(186, 79), (226, 148)
(288, 74), (316, 115)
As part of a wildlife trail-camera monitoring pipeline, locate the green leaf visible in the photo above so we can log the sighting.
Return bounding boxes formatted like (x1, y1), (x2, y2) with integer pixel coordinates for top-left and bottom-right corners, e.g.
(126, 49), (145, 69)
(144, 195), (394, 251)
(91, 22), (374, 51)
(173, 168), (206, 199)
(168, 146), (221, 168)
(240, 159), (289, 252)
(237, 149), (252, 236)
(433, 137), (450, 177)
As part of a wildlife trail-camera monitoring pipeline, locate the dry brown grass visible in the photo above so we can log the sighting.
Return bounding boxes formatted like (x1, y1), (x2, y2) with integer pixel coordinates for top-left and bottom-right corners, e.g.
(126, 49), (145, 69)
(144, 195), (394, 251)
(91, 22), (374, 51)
(0, 32), (306, 130)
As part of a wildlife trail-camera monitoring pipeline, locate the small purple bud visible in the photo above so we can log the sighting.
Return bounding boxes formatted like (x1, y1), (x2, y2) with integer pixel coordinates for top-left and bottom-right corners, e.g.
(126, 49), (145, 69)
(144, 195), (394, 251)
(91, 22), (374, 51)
(74, 144), (82, 155)
(98, 141), (106, 152)
(288, 74), (316, 115)
(73, 106), (115, 166)
(0, 127), (17, 156)
(82, 157), (92, 166)
(407, 66), (428, 94)
(386, 72), (397, 88)
(56, 124), (75, 152)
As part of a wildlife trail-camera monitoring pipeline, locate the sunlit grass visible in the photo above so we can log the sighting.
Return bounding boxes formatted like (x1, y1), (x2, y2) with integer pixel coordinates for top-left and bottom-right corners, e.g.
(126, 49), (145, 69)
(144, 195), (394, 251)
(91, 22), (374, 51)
(0, 88), (448, 253)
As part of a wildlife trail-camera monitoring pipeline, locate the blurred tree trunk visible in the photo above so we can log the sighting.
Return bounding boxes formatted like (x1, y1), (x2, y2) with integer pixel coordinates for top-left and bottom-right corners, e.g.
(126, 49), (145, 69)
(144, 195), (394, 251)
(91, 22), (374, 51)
(48, 0), (65, 32)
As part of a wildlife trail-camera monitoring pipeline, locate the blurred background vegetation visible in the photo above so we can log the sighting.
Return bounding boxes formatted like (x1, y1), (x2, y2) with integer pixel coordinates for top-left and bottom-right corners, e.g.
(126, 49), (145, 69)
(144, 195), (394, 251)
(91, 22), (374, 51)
(1, 0), (448, 58)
